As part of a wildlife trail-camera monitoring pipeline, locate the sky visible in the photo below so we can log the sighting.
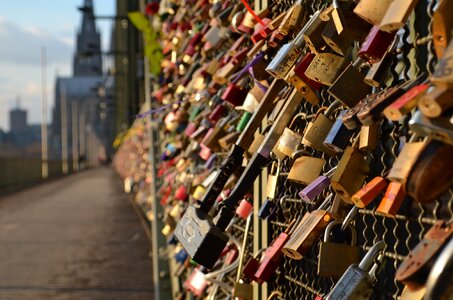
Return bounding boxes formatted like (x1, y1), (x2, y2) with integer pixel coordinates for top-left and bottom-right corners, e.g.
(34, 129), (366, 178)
(0, 0), (115, 131)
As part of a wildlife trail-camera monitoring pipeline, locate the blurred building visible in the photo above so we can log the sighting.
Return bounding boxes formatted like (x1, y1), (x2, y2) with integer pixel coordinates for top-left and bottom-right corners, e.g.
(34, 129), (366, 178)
(52, 0), (112, 168)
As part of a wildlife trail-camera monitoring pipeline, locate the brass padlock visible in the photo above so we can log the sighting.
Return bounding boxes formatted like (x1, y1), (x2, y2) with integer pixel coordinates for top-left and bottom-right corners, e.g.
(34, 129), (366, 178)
(330, 145), (369, 203)
(282, 195), (335, 260)
(303, 11), (328, 53)
(399, 286), (426, 300)
(432, 0), (453, 59)
(266, 160), (280, 199)
(353, 0), (393, 26)
(248, 132), (265, 155)
(406, 139), (453, 203)
(359, 123), (380, 152)
(233, 281), (253, 299)
(328, 60), (372, 108)
(379, 0), (419, 33)
(304, 52), (348, 86)
(287, 156), (326, 186)
(418, 85), (453, 118)
(318, 220), (360, 278)
(387, 139), (429, 184)
(275, 127), (303, 158)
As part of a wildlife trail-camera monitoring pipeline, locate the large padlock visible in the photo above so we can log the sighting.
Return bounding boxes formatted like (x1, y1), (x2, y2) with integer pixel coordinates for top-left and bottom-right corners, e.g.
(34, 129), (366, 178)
(328, 60), (372, 108)
(379, 0), (419, 33)
(288, 156), (326, 186)
(396, 221), (453, 291)
(318, 220), (361, 278)
(387, 139), (429, 185)
(353, 0), (393, 26)
(304, 52), (349, 86)
(409, 110), (453, 146)
(326, 241), (386, 300)
(282, 196), (335, 260)
(406, 139), (453, 203)
(330, 146), (369, 203)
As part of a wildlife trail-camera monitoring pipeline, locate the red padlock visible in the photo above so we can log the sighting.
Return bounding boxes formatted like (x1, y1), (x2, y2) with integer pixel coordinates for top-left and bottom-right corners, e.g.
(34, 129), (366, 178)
(175, 185), (188, 201)
(208, 104), (226, 123)
(221, 83), (248, 107)
(358, 26), (396, 64)
(293, 53), (324, 91)
(236, 199), (254, 219)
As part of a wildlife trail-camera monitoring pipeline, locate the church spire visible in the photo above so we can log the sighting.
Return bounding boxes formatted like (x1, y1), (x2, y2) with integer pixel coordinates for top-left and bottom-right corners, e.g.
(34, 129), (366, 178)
(74, 0), (102, 76)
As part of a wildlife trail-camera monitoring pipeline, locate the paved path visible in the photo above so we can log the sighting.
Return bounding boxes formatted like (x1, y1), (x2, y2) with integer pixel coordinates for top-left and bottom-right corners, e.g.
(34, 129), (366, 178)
(0, 168), (153, 300)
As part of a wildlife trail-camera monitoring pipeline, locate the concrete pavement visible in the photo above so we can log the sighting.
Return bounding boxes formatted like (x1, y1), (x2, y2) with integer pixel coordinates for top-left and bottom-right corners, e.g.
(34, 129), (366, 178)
(0, 168), (153, 300)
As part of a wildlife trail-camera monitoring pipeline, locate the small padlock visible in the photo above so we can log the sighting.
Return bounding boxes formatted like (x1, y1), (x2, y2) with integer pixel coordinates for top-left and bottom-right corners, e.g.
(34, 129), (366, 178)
(288, 156), (326, 186)
(328, 60), (372, 108)
(375, 181), (406, 217)
(282, 195), (335, 260)
(221, 80), (249, 107)
(396, 221), (453, 291)
(384, 83), (429, 121)
(266, 160), (280, 199)
(359, 123), (380, 152)
(418, 85), (453, 118)
(323, 110), (357, 154)
(233, 281), (253, 300)
(298, 167), (337, 203)
(326, 241), (386, 300)
(318, 220), (360, 278)
(351, 176), (388, 208)
(236, 199), (254, 219)
(275, 127), (303, 158)
(358, 26), (396, 64)
(406, 139), (453, 203)
(364, 47), (394, 87)
(304, 52), (348, 86)
(219, 131), (240, 150)
(379, 0), (419, 33)
(184, 267), (208, 297)
(353, 0), (393, 26)
(248, 132), (265, 155)
(409, 110), (453, 146)
(330, 146), (369, 203)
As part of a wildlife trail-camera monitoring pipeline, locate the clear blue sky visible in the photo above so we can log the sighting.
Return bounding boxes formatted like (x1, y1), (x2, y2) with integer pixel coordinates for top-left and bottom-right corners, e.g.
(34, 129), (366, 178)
(0, 0), (115, 131)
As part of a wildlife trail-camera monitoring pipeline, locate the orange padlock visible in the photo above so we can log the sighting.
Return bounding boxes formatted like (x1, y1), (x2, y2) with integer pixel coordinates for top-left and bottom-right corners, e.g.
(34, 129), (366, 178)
(376, 182), (406, 217)
(351, 176), (389, 208)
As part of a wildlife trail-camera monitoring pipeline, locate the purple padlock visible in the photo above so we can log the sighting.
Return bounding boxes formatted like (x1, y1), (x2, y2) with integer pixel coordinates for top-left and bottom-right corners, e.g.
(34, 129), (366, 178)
(298, 176), (330, 203)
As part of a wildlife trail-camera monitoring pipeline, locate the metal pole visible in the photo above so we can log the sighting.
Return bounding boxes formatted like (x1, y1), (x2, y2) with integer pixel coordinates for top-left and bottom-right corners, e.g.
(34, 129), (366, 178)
(60, 85), (69, 174)
(72, 101), (79, 171)
(40, 47), (48, 179)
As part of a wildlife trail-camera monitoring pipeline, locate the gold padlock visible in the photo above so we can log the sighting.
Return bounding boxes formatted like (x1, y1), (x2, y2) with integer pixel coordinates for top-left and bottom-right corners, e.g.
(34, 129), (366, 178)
(353, 0), (393, 26)
(266, 160), (280, 199)
(288, 156), (326, 186)
(359, 123), (380, 152)
(330, 145), (369, 203)
(379, 0), (419, 33)
(387, 139), (429, 184)
(304, 52), (348, 86)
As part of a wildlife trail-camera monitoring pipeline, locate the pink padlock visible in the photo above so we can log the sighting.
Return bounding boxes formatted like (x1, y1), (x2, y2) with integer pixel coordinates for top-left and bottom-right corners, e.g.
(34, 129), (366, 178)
(199, 144), (212, 161)
(236, 199), (253, 219)
(175, 185), (188, 201)
(184, 122), (197, 136)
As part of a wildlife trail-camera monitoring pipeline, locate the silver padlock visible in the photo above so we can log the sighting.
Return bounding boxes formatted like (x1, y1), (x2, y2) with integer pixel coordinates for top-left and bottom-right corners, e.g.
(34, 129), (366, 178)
(409, 110), (453, 146)
(326, 241), (386, 300)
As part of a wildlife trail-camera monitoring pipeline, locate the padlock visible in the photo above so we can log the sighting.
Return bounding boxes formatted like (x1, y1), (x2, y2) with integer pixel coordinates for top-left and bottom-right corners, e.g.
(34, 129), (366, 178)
(248, 132), (265, 155)
(432, 0), (453, 59)
(418, 85), (453, 118)
(328, 60), (372, 108)
(254, 220), (297, 282)
(351, 176), (388, 208)
(221, 81), (249, 107)
(375, 181), (406, 217)
(326, 241), (386, 300)
(304, 52), (349, 86)
(321, 2), (372, 56)
(275, 127), (303, 158)
(357, 74), (427, 126)
(330, 146), (369, 203)
(288, 156), (326, 186)
(282, 196), (335, 260)
(236, 199), (254, 219)
(364, 47), (395, 87)
(384, 83), (429, 121)
(184, 267), (209, 297)
(302, 103), (342, 156)
(298, 167), (337, 203)
(318, 220), (360, 278)
(288, 0), (305, 33)
(233, 281), (253, 300)
(323, 110), (357, 154)
(209, 103), (226, 123)
(353, 0), (393, 26)
(380, 0), (419, 31)
(396, 221), (453, 291)
(406, 139), (453, 203)
(242, 255), (260, 282)
(399, 286), (426, 300)
(233, 213), (254, 299)
(387, 139), (429, 184)
(289, 53), (324, 93)
(303, 11), (328, 53)
(359, 123), (380, 152)
(358, 26), (397, 64)
(266, 160), (280, 199)
(409, 110), (453, 146)
(219, 131), (240, 150)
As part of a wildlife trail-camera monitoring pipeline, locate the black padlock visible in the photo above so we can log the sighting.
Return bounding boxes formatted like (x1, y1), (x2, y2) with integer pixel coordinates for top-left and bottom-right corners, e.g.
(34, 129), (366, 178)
(323, 110), (357, 154)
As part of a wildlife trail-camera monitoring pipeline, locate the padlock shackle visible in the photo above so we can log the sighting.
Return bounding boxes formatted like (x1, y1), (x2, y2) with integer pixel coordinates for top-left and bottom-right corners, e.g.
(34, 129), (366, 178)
(341, 206), (359, 231)
(324, 220), (357, 245)
(358, 241), (385, 271)
(325, 100), (342, 118)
